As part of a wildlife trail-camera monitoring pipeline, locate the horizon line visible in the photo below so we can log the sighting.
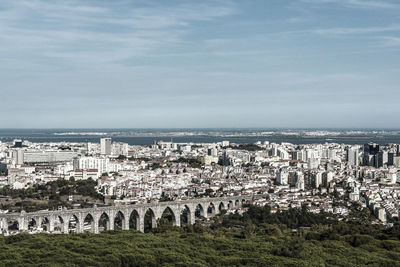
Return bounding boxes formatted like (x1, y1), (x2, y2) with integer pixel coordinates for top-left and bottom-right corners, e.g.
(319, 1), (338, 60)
(1, 127), (400, 130)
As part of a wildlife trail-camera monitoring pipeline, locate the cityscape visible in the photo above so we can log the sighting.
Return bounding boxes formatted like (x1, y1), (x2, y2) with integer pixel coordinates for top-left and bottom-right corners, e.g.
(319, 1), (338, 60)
(1, 135), (400, 234)
(1, 0), (400, 265)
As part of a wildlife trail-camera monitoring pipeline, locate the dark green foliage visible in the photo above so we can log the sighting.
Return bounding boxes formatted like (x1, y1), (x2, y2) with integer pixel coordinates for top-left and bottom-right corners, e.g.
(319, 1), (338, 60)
(346, 202), (374, 223)
(229, 144), (263, 151)
(1, 224), (400, 267)
(0, 178), (101, 201)
(220, 205), (336, 229)
(1, 206), (400, 266)
(148, 163), (162, 170)
(173, 157), (203, 168)
(129, 157), (151, 162)
(345, 234), (374, 247)
(0, 178), (103, 212)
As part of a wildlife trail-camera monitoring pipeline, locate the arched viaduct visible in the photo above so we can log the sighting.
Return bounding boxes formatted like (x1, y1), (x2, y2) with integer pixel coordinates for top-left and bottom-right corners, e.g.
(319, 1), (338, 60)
(0, 195), (253, 234)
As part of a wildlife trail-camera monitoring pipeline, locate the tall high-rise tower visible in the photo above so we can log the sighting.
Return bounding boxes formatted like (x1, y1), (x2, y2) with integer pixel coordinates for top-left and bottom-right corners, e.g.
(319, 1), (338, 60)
(100, 138), (112, 155)
(346, 147), (359, 166)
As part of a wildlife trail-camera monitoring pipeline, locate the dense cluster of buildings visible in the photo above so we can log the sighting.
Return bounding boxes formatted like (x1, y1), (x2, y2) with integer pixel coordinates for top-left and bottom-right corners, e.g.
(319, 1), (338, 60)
(0, 137), (399, 223)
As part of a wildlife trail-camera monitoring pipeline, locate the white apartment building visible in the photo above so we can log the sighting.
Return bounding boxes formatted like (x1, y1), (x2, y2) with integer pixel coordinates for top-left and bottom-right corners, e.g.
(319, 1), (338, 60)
(23, 150), (77, 164)
(79, 157), (109, 174)
(100, 138), (112, 155)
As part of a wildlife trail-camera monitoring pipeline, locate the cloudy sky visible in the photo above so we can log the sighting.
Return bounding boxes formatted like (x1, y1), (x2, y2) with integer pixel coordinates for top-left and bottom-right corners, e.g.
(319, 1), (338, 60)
(0, 0), (399, 128)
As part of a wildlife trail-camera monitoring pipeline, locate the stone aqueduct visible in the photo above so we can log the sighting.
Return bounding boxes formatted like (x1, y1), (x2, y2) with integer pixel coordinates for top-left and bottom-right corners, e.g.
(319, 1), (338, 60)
(0, 196), (253, 234)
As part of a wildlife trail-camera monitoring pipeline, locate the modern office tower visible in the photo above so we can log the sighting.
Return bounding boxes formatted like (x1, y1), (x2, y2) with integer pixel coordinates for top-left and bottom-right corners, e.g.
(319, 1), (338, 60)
(306, 149), (318, 160)
(13, 149), (24, 165)
(314, 171), (323, 188)
(346, 147), (359, 166)
(307, 158), (320, 169)
(220, 151), (231, 166)
(13, 140), (23, 148)
(394, 156), (400, 167)
(269, 145), (278, 157)
(363, 143), (380, 166)
(291, 150), (306, 161)
(0, 162), (7, 175)
(73, 157), (80, 170)
(388, 152), (395, 166)
(322, 171), (334, 187)
(322, 149), (338, 161)
(112, 142), (129, 156)
(277, 148), (289, 160)
(100, 138), (112, 155)
(295, 171), (305, 190)
(276, 169), (288, 185)
(364, 143), (380, 154)
(376, 151), (389, 168)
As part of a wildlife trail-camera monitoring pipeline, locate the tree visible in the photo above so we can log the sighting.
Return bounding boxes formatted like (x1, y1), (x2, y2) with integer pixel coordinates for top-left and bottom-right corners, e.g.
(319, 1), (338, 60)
(205, 189), (214, 196)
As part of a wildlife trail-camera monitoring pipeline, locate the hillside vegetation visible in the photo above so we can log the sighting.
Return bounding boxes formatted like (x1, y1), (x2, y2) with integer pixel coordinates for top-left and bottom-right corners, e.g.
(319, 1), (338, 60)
(0, 178), (103, 212)
(1, 205), (400, 266)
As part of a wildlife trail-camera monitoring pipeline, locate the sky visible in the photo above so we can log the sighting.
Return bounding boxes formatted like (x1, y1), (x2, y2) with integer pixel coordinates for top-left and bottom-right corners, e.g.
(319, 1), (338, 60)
(0, 0), (399, 128)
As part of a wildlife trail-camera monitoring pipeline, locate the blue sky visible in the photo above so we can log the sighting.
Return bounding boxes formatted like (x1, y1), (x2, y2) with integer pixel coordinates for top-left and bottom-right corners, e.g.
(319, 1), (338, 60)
(0, 0), (399, 128)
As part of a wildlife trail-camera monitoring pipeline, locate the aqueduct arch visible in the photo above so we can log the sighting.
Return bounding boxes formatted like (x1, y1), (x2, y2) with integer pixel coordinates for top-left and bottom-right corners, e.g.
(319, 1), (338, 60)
(114, 211), (125, 230)
(67, 215), (80, 233)
(144, 208), (156, 233)
(160, 206), (177, 226)
(129, 210), (140, 230)
(195, 203), (205, 219)
(0, 195), (252, 234)
(83, 214), (95, 233)
(207, 203), (216, 216)
(180, 205), (191, 226)
(98, 212), (110, 232)
(218, 202), (225, 213)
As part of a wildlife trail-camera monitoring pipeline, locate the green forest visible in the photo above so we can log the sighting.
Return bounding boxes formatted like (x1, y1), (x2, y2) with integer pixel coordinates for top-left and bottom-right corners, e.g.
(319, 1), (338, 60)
(1, 205), (400, 266)
(0, 178), (103, 212)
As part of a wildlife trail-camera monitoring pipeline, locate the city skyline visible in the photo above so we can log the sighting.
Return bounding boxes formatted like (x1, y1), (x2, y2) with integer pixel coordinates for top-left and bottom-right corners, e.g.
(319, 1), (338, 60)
(1, 1), (400, 264)
(1, 0), (399, 128)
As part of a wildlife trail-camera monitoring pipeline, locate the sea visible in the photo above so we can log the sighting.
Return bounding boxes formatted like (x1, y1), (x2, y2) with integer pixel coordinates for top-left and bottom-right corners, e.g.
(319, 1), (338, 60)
(1, 128), (400, 145)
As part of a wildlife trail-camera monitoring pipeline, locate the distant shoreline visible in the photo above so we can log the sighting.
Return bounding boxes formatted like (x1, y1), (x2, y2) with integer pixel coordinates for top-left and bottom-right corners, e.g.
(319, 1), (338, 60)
(1, 128), (400, 146)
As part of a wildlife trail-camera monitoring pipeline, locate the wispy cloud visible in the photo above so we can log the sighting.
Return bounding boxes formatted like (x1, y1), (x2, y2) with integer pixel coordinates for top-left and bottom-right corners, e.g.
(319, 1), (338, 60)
(311, 25), (400, 36)
(301, 0), (399, 9)
(0, 0), (236, 68)
(0, 0), (399, 128)
(380, 36), (400, 47)
(13, 0), (108, 14)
